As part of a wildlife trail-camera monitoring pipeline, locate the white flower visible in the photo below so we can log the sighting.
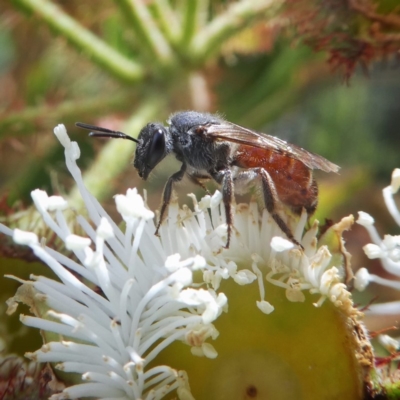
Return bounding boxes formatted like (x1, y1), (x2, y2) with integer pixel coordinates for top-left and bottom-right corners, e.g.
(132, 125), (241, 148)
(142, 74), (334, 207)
(164, 190), (354, 313)
(0, 125), (225, 400)
(356, 169), (400, 289)
(355, 168), (400, 359)
(354, 267), (370, 291)
(0, 124), (356, 399)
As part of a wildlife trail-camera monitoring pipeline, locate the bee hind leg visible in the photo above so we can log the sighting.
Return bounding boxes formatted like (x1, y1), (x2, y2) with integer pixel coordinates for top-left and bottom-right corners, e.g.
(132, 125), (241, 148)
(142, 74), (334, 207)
(211, 168), (234, 249)
(238, 168), (303, 250)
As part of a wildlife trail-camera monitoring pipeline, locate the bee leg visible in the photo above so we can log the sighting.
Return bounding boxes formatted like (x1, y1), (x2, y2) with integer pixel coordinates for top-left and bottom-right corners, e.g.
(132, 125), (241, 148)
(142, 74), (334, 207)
(155, 163), (187, 236)
(187, 172), (211, 195)
(255, 168), (303, 249)
(212, 169), (234, 249)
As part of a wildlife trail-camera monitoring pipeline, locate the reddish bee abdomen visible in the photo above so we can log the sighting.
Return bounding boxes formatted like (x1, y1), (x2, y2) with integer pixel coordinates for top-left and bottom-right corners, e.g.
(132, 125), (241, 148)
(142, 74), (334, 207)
(234, 145), (318, 214)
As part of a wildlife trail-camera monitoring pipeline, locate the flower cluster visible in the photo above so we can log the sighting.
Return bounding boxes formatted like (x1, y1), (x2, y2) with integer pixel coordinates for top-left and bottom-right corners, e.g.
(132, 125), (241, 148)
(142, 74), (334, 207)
(161, 186), (355, 314)
(1, 125), (227, 400)
(0, 124), (358, 399)
(355, 169), (400, 354)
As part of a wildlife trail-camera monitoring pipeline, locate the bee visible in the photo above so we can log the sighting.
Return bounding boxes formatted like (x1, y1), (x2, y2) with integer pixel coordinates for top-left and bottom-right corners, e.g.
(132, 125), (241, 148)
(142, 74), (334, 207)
(76, 111), (339, 248)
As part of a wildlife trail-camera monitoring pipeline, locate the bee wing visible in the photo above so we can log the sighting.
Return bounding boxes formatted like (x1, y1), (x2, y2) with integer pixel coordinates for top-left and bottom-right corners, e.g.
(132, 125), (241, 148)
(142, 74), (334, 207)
(205, 121), (339, 173)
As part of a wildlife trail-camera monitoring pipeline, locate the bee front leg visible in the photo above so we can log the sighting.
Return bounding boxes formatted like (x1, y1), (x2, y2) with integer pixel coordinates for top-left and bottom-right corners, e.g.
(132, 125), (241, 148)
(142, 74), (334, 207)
(155, 163), (187, 236)
(212, 169), (234, 249)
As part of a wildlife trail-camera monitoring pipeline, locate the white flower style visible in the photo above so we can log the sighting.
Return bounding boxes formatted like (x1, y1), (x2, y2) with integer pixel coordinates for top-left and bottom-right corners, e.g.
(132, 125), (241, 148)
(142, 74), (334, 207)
(0, 124), (355, 399)
(355, 169), (400, 325)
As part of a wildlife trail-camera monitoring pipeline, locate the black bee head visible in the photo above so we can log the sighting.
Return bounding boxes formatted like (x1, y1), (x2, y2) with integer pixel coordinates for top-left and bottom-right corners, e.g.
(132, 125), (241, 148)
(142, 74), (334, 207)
(134, 123), (170, 180)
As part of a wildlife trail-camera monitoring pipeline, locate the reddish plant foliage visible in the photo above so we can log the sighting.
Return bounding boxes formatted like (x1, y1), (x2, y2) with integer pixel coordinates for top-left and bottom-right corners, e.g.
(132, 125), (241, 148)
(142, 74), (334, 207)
(0, 356), (64, 399)
(286, 0), (400, 80)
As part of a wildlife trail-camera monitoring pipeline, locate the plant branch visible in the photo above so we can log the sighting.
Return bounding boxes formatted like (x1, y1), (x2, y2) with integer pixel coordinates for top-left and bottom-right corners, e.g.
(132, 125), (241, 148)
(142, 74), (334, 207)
(191, 0), (284, 62)
(67, 98), (164, 208)
(349, 0), (400, 29)
(180, 0), (200, 47)
(11, 0), (144, 83)
(117, 0), (174, 67)
(0, 93), (133, 137)
(148, 0), (180, 44)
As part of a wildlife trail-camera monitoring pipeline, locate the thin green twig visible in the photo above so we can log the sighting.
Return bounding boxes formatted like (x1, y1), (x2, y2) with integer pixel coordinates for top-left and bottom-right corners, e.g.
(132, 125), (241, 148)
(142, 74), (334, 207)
(149, 0), (180, 44)
(0, 101), (163, 234)
(11, 0), (144, 83)
(117, 0), (174, 67)
(180, 0), (210, 49)
(0, 93), (133, 137)
(180, 0), (200, 47)
(191, 0), (284, 62)
(67, 98), (164, 208)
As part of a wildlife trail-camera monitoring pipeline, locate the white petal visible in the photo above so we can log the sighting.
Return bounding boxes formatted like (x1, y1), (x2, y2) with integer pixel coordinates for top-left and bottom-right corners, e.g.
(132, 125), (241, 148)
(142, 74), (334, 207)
(202, 303), (220, 324)
(198, 195), (211, 210)
(13, 229), (38, 245)
(115, 191), (154, 220)
(178, 288), (211, 306)
(31, 189), (49, 212)
(226, 261), (237, 276)
(70, 141), (81, 160)
(165, 254), (181, 272)
(65, 234), (91, 250)
(382, 235), (400, 250)
(173, 268), (193, 287)
(210, 191), (222, 208)
(53, 124), (70, 148)
(256, 300), (274, 314)
(201, 342), (218, 359)
(363, 243), (382, 259)
(216, 293), (228, 308)
(271, 236), (294, 252)
(214, 224), (227, 238)
(47, 196), (68, 211)
(191, 346), (205, 357)
(96, 218), (114, 239)
(115, 194), (135, 217)
(233, 270), (257, 285)
(354, 268), (370, 291)
(192, 255), (206, 269)
(391, 169), (400, 194)
(357, 211), (375, 226)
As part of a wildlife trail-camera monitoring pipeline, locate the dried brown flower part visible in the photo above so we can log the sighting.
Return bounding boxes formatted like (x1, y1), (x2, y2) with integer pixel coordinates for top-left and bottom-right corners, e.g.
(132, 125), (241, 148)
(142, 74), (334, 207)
(0, 355), (64, 400)
(0, 194), (83, 264)
(286, 0), (400, 80)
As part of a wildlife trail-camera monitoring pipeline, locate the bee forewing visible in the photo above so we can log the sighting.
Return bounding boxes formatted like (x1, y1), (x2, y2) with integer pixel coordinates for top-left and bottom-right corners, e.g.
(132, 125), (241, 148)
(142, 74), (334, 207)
(205, 121), (339, 173)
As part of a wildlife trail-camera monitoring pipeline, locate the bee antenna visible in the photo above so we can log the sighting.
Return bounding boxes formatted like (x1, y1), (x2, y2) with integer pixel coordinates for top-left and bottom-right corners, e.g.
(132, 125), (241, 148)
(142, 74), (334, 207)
(75, 122), (139, 144)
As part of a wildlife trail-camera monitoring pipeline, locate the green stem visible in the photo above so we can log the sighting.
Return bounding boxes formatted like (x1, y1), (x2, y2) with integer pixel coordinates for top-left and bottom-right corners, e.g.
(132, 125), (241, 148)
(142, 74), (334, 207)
(11, 0), (144, 83)
(67, 99), (164, 208)
(191, 0), (283, 62)
(197, 0), (210, 29)
(180, 0), (200, 47)
(149, 0), (180, 44)
(0, 100), (163, 235)
(117, 0), (174, 67)
(0, 93), (133, 137)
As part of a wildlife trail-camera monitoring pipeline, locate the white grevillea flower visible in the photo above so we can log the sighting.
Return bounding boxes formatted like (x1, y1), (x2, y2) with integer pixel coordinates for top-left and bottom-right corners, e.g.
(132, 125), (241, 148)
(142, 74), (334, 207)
(355, 169), (400, 294)
(354, 168), (400, 350)
(0, 124), (355, 399)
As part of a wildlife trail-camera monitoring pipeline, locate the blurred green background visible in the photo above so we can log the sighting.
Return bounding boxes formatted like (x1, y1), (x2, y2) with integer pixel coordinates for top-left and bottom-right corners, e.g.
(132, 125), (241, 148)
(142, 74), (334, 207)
(1, 0), (400, 356)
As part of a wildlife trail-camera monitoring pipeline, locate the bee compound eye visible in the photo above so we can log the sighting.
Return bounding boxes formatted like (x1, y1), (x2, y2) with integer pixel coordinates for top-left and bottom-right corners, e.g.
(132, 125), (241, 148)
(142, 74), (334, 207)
(147, 128), (166, 169)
